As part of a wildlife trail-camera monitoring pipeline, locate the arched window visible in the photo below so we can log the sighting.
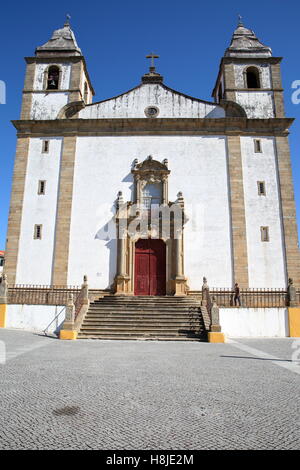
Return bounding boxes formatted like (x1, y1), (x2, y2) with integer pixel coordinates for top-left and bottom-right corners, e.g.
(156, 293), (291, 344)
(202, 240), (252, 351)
(246, 67), (260, 89)
(84, 82), (88, 103)
(142, 182), (163, 209)
(47, 66), (60, 90)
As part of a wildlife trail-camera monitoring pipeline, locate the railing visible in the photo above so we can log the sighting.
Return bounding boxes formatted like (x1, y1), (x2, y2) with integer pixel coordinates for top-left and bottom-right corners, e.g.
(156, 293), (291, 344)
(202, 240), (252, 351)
(43, 305), (66, 337)
(74, 288), (85, 320)
(209, 288), (288, 308)
(7, 285), (80, 305)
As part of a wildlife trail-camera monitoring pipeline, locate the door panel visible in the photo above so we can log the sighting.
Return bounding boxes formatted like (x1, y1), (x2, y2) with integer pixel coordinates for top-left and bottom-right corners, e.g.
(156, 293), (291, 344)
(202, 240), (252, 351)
(135, 239), (166, 296)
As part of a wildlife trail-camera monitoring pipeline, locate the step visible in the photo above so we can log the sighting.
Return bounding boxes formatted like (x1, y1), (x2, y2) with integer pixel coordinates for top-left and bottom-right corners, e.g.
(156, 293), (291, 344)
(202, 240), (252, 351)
(83, 318), (202, 323)
(79, 328), (204, 335)
(78, 329), (203, 336)
(77, 335), (204, 341)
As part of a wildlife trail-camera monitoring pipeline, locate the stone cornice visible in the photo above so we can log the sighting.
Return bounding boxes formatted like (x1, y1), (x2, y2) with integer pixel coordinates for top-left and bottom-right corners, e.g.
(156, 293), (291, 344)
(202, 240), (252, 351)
(12, 117), (294, 137)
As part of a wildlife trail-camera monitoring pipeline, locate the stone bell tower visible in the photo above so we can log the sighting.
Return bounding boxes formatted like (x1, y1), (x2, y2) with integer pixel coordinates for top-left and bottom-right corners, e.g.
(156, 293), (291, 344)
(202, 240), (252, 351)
(20, 17), (94, 120)
(212, 18), (285, 119)
(4, 19), (95, 285)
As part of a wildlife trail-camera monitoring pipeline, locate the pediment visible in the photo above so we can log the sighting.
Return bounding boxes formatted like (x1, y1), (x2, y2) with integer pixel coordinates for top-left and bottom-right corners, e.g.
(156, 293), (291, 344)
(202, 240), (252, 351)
(77, 82), (226, 119)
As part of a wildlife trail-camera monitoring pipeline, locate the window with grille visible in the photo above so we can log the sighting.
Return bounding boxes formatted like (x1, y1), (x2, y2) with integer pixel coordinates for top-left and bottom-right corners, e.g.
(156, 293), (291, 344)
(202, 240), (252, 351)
(42, 140), (49, 153)
(34, 224), (42, 240)
(38, 180), (46, 195)
(141, 183), (162, 209)
(261, 226), (269, 242)
(254, 139), (262, 153)
(257, 181), (266, 196)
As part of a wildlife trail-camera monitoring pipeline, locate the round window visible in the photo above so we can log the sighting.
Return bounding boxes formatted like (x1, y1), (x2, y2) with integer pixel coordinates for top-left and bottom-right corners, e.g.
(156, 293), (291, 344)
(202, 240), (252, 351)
(144, 106), (159, 118)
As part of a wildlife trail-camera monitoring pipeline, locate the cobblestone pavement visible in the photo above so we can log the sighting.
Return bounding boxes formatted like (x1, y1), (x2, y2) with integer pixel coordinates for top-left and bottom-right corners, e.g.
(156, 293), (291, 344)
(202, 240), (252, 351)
(0, 329), (299, 450)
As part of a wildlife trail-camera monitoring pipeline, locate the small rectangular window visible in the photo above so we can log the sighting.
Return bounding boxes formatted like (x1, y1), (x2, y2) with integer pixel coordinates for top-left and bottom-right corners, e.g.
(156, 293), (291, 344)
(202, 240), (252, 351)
(38, 180), (46, 195)
(34, 224), (42, 240)
(257, 181), (266, 196)
(254, 139), (262, 153)
(261, 226), (269, 242)
(42, 140), (49, 153)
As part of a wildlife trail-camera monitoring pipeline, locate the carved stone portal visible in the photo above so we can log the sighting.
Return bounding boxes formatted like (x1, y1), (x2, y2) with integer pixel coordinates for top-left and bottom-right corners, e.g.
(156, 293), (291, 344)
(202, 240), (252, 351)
(114, 156), (188, 296)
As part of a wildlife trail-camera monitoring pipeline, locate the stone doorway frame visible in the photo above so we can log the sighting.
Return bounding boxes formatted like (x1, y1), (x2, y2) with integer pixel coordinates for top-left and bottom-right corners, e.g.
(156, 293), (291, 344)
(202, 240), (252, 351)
(114, 156), (188, 296)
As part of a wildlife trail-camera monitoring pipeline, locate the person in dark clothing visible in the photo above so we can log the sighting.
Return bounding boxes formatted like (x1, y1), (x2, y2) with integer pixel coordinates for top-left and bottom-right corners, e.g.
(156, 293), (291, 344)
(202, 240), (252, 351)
(234, 283), (241, 307)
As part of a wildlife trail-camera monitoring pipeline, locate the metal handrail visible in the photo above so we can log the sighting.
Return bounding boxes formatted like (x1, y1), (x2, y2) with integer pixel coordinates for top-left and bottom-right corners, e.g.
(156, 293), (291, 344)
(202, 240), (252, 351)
(43, 305), (66, 337)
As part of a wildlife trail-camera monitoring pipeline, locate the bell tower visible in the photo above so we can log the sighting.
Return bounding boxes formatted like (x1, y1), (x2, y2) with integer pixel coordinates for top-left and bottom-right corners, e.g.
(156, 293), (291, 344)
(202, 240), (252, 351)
(20, 18), (94, 120)
(212, 18), (285, 118)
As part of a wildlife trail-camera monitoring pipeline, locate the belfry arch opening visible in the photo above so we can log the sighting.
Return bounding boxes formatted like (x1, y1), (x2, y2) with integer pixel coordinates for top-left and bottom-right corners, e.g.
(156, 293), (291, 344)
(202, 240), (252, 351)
(245, 66), (260, 89)
(46, 66), (60, 90)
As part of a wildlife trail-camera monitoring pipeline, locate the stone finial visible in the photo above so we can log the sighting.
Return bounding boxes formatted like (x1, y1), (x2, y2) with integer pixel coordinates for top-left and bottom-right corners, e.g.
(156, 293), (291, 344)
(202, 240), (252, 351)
(65, 13), (71, 26)
(82, 275), (89, 304)
(176, 192), (184, 208)
(133, 158), (139, 169)
(163, 158), (168, 168)
(116, 191), (124, 208)
(202, 277), (209, 292)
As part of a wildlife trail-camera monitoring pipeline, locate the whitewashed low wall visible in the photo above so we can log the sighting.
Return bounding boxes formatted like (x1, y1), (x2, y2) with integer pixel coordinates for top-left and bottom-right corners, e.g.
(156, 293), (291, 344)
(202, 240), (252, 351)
(220, 308), (289, 337)
(6, 305), (65, 335)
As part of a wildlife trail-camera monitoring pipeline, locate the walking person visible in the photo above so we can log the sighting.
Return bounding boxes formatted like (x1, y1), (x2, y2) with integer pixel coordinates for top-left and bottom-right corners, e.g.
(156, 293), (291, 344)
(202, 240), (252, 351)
(234, 282), (241, 307)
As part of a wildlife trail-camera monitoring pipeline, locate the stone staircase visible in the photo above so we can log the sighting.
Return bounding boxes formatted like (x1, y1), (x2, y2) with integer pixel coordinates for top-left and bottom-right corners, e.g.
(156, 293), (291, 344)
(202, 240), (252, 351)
(77, 296), (210, 341)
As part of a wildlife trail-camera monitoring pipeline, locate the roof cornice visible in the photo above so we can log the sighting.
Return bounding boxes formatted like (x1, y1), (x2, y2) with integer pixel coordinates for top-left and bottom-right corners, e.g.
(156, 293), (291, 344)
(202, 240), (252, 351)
(12, 117), (294, 137)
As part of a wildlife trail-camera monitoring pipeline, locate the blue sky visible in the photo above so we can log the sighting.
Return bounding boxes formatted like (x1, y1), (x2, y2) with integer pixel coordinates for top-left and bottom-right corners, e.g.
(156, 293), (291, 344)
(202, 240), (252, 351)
(0, 0), (300, 249)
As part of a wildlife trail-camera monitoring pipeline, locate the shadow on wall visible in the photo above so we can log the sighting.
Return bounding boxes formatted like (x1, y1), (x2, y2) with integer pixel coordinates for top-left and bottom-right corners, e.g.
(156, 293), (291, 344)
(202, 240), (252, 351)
(94, 205), (118, 290)
(93, 167), (136, 289)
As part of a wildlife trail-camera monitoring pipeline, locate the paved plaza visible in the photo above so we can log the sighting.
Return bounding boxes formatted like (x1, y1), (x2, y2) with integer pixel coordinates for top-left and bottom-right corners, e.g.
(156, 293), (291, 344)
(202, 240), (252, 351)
(0, 329), (299, 450)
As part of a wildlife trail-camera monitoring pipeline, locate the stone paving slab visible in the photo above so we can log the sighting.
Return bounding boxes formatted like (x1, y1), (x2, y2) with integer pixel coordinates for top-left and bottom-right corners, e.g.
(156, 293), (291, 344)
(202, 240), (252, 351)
(0, 329), (299, 450)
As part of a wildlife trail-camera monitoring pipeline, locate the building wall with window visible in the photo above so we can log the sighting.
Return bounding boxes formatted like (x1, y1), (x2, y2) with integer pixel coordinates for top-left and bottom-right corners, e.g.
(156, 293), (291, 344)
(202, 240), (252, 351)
(4, 20), (300, 291)
(67, 134), (233, 289)
(240, 136), (286, 286)
(15, 137), (63, 284)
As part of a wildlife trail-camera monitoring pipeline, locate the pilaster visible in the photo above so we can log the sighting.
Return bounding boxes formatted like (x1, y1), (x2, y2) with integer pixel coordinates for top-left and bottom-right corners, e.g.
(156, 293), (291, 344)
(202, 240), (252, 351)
(275, 136), (300, 285)
(52, 136), (77, 285)
(227, 135), (249, 287)
(4, 137), (30, 284)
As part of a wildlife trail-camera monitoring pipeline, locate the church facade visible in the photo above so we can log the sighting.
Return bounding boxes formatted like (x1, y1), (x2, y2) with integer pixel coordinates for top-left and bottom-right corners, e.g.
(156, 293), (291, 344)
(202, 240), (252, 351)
(4, 20), (300, 295)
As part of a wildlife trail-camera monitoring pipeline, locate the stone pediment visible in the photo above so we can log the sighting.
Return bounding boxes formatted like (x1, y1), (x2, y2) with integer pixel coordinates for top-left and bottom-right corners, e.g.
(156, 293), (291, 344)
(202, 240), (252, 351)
(77, 82), (226, 119)
(131, 156), (170, 183)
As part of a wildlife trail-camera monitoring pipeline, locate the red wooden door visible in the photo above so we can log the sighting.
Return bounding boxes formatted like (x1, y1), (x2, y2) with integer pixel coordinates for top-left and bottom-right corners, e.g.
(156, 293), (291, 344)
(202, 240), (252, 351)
(135, 239), (166, 296)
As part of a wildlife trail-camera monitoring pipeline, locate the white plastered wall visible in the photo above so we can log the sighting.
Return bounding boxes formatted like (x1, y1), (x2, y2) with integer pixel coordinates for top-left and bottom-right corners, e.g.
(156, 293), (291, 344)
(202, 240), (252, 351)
(67, 135), (233, 289)
(233, 64), (274, 118)
(31, 62), (71, 119)
(220, 308), (289, 337)
(16, 137), (63, 285)
(240, 136), (286, 287)
(78, 83), (225, 119)
(6, 305), (65, 334)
